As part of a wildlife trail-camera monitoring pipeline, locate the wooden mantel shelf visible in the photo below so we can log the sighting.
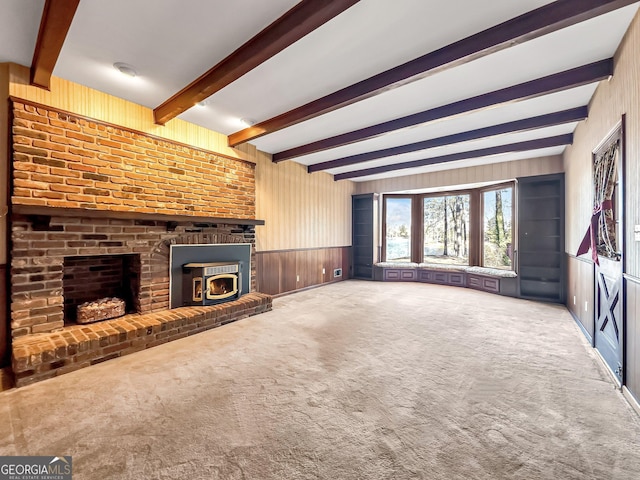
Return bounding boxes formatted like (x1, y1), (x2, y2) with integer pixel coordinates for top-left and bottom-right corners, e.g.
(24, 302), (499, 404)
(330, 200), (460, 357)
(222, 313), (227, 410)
(12, 204), (265, 227)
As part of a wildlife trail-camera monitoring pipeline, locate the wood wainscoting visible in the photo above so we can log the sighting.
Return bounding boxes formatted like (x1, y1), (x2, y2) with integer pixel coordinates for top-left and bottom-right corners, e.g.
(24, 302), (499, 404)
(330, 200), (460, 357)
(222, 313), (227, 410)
(566, 254), (595, 341)
(0, 263), (7, 368)
(625, 274), (640, 407)
(256, 247), (350, 296)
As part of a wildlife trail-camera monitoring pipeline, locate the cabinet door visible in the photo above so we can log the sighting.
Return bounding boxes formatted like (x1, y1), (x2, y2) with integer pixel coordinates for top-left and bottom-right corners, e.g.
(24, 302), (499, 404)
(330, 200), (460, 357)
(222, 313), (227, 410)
(352, 194), (377, 279)
(517, 174), (565, 303)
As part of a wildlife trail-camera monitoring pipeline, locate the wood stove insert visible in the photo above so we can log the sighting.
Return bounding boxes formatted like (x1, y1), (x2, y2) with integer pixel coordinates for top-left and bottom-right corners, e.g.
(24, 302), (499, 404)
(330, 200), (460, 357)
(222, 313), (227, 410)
(182, 262), (242, 306)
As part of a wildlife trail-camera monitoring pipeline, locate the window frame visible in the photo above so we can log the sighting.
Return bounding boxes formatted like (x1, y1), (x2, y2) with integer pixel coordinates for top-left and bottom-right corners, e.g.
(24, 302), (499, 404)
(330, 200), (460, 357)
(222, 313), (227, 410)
(420, 189), (473, 266)
(379, 183), (516, 271)
(382, 194), (415, 263)
(480, 182), (515, 270)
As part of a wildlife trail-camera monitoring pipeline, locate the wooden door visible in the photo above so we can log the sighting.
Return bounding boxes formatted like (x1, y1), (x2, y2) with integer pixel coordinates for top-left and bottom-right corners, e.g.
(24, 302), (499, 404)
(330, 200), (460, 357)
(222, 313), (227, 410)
(595, 256), (623, 382)
(593, 129), (624, 384)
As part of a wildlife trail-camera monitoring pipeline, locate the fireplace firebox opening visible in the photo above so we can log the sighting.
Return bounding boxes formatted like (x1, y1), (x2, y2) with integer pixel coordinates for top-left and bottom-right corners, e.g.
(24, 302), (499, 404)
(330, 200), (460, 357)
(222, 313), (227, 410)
(63, 254), (141, 325)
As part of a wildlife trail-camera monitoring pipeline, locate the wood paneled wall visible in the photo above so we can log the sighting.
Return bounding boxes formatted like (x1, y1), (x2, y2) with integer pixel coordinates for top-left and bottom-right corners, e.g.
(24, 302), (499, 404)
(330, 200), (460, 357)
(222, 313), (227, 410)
(1, 64), (9, 264)
(566, 255), (595, 340)
(627, 276), (640, 404)
(1, 64), (9, 367)
(563, 9), (640, 277)
(0, 265), (7, 367)
(243, 143), (355, 252)
(354, 155), (563, 194)
(563, 10), (640, 403)
(256, 247), (350, 296)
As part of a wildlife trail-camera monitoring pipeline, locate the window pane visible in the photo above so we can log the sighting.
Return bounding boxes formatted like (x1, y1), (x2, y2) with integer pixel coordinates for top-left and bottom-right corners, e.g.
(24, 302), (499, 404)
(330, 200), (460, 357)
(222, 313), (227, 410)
(385, 197), (412, 262)
(423, 194), (469, 265)
(483, 188), (513, 269)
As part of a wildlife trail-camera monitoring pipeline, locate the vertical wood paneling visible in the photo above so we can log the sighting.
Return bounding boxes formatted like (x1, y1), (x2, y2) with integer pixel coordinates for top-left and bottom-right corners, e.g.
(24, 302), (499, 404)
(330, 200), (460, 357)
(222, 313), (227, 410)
(0, 64), (9, 368)
(256, 252), (282, 296)
(564, 10), (640, 278)
(252, 147), (355, 252)
(281, 251), (297, 293)
(0, 265), (7, 367)
(627, 277), (640, 399)
(563, 10), (640, 400)
(354, 155), (563, 195)
(566, 255), (595, 340)
(256, 247), (350, 296)
(0, 64), (8, 265)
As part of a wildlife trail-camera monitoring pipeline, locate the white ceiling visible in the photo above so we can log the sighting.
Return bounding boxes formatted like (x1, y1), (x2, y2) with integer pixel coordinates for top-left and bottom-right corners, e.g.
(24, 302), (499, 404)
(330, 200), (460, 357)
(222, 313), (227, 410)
(1, 0), (639, 183)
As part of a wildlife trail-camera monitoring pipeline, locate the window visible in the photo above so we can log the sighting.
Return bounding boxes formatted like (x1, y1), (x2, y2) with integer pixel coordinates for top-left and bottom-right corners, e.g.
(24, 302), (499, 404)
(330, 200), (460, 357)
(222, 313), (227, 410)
(482, 187), (513, 269)
(380, 183), (514, 269)
(384, 197), (412, 262)
(423, 194), (470, 265)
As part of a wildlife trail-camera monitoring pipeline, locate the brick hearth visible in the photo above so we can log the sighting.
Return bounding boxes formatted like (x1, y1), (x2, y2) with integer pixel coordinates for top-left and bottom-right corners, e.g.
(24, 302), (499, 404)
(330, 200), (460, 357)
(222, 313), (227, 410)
(12, 293), (272, 387)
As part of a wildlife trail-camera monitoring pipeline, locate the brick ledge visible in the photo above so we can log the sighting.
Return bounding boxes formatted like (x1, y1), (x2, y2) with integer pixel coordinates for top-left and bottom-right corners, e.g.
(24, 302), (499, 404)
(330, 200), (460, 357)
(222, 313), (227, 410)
(12, 292), (272, 387)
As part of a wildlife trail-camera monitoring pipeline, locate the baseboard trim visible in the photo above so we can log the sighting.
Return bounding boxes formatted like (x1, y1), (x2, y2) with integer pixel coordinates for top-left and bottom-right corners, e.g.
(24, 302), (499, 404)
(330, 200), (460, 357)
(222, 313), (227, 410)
(569, 310), (640, 418)
(270, 281), (340, 299)
(568, 308), (593, 344)
(623, 387), (640, 418)
(591, 345), (622, 388)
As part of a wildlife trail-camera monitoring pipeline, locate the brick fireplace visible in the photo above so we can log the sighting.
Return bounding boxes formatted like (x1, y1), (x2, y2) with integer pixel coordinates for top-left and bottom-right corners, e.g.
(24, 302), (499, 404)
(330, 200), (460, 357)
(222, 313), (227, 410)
(8, 99), (272, 386)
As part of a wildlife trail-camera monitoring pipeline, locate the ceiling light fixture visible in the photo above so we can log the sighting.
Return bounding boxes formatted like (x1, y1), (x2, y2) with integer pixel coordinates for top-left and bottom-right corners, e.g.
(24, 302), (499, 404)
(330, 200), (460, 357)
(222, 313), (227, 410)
(196, 100), (208, 107)
(113, 62), (137, 78)
(240, 118), (256, 127)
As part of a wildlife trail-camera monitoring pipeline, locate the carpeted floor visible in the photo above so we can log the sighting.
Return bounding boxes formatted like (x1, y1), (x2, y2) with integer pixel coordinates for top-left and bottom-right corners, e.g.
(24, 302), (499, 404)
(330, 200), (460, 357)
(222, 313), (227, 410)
(1, 280), (639, 479)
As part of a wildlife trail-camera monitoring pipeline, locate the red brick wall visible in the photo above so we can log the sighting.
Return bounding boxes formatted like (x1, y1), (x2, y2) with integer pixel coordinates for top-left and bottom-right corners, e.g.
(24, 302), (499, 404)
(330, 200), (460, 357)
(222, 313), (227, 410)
(9, 100), (260, 340)
(11, 100), (255, 218)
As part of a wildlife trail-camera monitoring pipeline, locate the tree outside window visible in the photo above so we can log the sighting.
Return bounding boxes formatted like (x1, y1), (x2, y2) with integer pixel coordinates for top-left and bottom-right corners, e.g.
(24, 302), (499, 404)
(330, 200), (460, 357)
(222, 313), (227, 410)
(423, 194), (469, 265)
(384, 197), (412, 262)
(482, 187), (513, 269)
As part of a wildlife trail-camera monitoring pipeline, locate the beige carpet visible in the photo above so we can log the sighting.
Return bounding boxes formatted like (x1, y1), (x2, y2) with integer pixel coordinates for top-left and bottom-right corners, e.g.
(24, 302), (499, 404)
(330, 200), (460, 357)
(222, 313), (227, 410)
(1, 280), (639, 479)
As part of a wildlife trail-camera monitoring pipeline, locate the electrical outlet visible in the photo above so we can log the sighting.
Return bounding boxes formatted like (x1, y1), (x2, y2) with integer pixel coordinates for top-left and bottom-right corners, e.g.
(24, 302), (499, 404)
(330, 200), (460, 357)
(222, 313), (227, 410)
(584, 301), (588, 312)
(573, 295), (576, 305)
(322, 268), (325, 275)
(333, 268), (342, 278)
(296, 275), (300, 282)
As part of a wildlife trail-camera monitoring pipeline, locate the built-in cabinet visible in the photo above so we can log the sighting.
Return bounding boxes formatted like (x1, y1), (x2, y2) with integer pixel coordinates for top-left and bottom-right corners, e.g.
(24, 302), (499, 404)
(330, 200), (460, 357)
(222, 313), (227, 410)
(517, 173), (565, 303)
(352, 194), (379, 279)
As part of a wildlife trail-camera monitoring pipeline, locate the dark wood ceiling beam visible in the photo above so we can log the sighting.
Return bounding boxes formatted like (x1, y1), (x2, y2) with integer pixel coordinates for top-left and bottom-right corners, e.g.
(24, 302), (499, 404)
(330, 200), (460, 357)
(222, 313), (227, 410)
(307, 106), (588, 172)
(275, 59), (612, 161)
(229, 0), (635, 147)
(154, 0), (360, 125)
(333, 134), (574, 181)
(30, 0), (81, 90)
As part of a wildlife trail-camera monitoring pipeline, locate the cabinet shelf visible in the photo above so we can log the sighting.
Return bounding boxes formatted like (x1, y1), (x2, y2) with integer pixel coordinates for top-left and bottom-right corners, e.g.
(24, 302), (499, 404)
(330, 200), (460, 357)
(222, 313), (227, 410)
(517, 173), (565, 303)
(520, 195), (561, 200)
